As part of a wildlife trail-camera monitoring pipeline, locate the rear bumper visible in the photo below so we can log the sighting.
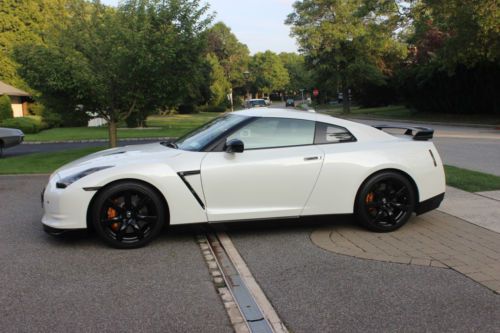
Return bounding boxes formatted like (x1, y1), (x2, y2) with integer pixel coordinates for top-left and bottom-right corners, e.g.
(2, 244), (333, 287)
(415, 192), (445, 215)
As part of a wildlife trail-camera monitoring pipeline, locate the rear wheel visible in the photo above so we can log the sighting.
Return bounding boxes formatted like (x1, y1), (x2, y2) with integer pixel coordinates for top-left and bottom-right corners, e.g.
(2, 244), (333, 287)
(355, 172), (416, 232)
(91, 181), (166, 249)
(0, 141), (4, 158)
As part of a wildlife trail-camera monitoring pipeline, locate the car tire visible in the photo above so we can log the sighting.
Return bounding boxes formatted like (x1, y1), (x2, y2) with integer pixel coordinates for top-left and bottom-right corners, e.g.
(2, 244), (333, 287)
(91, 181), (167, 249)
(0, 141), (3, 158)
(355, 172), (416, 232)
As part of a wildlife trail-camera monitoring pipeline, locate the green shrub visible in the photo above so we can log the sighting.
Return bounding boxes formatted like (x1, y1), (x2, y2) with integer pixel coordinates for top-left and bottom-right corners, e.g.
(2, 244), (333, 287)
(198, 105), (227, 113)
(29, 103), (62, 128)
(0, 116), (47, 133)
(0, 95), (13, 121)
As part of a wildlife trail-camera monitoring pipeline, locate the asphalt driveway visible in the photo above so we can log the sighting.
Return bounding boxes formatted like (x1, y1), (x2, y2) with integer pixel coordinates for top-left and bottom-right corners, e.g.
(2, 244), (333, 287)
(0, 175), (232, 333)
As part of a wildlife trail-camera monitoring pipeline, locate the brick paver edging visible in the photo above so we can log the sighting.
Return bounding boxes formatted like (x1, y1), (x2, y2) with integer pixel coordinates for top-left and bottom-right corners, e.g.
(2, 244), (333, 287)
(311, 210), (500, 294)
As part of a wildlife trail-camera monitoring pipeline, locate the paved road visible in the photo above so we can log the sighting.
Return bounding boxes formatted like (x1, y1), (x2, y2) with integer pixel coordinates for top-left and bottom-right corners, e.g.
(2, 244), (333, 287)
(0, 175), (232, 333)
(2, 139), (161, 158)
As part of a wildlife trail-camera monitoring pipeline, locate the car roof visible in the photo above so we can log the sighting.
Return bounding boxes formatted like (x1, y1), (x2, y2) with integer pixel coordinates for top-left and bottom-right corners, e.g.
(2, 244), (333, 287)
(231, 108), (394, 142)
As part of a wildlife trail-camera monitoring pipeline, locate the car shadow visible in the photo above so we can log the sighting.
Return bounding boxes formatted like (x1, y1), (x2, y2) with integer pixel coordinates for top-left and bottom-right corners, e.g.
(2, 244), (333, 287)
(42, 215), (358, 248)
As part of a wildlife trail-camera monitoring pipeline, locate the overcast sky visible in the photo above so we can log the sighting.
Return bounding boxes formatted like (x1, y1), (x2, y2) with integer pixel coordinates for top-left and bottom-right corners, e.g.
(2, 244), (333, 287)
(100, 0), (299, 54)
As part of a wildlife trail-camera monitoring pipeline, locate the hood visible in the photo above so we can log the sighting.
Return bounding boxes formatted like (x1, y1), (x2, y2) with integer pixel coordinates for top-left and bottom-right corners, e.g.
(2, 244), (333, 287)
(53, 142), (182, 180)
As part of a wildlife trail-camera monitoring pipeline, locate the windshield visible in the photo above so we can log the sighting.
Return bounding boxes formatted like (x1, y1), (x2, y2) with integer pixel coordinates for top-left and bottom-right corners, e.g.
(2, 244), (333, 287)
(175, 114), (249, 151)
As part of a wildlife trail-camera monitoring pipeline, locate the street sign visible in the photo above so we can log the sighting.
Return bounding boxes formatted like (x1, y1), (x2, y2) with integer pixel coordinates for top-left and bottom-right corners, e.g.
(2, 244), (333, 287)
(313, 88), (319, 97)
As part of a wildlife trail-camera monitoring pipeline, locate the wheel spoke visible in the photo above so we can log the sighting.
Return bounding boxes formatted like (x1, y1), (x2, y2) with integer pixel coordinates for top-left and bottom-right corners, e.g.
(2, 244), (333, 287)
(135, 196), (151, 210)
(124, 191), (132, 208)
(137, 215), (157, 222)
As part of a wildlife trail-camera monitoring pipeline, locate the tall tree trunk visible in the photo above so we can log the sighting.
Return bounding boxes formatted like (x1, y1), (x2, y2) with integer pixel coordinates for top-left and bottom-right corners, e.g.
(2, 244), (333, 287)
(108, 120), (118, 148)
(342, 75), (350, 114)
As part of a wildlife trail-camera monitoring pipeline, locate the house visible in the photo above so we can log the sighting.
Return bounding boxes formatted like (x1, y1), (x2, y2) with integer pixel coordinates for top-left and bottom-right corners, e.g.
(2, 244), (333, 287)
(0, 81), (31, 117)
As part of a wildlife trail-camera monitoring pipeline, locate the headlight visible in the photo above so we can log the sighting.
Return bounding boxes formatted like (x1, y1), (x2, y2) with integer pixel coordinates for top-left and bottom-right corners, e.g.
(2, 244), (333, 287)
(56, 166), (113, 189)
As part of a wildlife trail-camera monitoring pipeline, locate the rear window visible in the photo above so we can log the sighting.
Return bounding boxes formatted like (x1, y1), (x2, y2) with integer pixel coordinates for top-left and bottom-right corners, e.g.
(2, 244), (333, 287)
(314, 122), (356, 144)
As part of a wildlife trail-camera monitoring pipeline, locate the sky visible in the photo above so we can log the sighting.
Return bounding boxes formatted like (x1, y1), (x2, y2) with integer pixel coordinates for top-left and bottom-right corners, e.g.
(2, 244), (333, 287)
(100, 0), (299, 54)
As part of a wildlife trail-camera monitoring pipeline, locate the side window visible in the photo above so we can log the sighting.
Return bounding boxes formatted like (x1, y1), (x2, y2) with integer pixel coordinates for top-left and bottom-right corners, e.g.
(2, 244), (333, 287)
(227, 117), (315, 149)
(314, 122), (356, 144)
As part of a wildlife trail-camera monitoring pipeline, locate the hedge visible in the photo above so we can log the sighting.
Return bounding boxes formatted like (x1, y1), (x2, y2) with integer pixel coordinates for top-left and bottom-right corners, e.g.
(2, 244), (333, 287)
(0, 116), (48, 134)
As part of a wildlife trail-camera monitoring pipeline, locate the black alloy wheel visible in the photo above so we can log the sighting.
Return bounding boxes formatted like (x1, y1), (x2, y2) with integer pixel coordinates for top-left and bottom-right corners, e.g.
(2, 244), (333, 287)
(355, 172), (416, 232)
(92, 181), (166, 248)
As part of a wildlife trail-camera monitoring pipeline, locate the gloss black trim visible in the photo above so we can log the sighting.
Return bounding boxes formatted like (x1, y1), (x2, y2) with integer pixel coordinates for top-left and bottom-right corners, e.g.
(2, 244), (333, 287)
(83, 186), (102, 191)
(374, 125), (434, 141)
(415, 193), (445, 215)
(178, 170), (201, 176)
(177, 171), (205, 209)
(43, 224), (72, 236)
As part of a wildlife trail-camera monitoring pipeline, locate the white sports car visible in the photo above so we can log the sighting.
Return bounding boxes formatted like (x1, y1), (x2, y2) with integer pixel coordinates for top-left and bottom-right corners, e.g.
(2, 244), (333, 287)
(42, 108), (445, 248)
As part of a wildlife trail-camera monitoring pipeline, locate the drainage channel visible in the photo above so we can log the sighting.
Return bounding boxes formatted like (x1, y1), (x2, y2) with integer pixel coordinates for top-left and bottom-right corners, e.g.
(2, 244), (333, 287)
(197, 232), (287, 333)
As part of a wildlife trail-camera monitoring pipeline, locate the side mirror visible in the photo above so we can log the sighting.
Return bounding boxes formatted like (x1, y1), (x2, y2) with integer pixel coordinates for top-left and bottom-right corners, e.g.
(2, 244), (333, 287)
(225, 139), (244, 153)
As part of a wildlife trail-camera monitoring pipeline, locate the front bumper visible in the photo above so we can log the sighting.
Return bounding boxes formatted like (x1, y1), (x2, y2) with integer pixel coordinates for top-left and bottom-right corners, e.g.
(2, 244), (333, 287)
(41, 176), (96, 230)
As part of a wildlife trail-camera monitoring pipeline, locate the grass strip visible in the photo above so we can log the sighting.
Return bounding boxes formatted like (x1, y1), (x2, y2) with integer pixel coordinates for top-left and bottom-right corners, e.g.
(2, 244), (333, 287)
(444, 165), (500, 192)
(0, 147), (105, 175)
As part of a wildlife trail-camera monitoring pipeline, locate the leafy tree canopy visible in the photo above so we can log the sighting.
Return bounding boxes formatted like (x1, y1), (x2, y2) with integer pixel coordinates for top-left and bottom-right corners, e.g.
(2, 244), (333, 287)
(15, 0), (212, 146)
(250, 51), (290, 95)
(206, 22), (251, 88)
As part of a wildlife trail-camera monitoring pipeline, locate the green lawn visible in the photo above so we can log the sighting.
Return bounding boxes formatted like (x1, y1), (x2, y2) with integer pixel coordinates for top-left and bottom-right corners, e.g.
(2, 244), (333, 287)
(444, 165), (500, 192)
(24, 112), (222, 142)
(318, 105), (500, 125)
(0, 147), (105, 174)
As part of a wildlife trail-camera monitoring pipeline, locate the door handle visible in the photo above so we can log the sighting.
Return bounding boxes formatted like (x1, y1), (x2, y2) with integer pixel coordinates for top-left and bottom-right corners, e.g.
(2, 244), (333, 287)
(304, 156), (319, 161)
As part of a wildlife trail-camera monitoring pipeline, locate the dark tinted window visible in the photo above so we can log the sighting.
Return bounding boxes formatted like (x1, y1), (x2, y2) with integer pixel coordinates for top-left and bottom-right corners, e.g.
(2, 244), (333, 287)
(314, 122), (356, 144)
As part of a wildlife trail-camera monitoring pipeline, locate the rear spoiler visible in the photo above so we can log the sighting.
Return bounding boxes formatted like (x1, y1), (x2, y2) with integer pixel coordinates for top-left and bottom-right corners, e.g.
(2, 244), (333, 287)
(374, 125), (434, 141)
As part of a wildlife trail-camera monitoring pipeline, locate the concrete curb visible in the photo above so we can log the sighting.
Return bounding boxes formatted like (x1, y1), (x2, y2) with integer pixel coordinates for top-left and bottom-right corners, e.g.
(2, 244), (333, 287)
(22, 137), (174, 144)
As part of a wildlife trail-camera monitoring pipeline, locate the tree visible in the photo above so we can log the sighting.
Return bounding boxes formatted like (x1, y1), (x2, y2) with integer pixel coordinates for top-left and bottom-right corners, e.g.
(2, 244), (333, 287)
(409, 0), (499, 70)
(279, 52), (314, 95)
(206, 53), (231, 106)
(250, 51), (290, 96)
(15, 0), (211, 146)
(286, 0), (406, 112)
(396, 0), (500, 114)
(0, 0), (70, 90)
(206, 22), (251, 89)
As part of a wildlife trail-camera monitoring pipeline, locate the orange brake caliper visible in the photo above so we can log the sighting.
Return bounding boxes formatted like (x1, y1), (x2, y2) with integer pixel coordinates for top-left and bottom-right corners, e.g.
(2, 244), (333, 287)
(365, 192), (376, 214)
(107, 207), (120, 231)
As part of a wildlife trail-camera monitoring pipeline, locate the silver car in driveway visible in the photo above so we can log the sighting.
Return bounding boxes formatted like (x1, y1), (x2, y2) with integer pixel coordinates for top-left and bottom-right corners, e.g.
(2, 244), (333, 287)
(0, 127), (24, 157)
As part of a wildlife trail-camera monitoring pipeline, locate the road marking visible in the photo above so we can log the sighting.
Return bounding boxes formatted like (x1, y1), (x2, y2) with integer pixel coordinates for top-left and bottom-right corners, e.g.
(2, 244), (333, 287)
(197, 232), (288, 333)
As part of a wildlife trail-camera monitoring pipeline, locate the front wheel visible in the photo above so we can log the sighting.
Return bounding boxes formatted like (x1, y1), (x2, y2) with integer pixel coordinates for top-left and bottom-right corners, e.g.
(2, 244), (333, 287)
(355, 172), (416, 232)
(91, 181), (167, 249)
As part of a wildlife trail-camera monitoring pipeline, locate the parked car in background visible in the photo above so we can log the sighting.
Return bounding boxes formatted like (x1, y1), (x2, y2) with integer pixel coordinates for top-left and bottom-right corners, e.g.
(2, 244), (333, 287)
(41, 108), (445, 248)
(245, 99), (267, 108)
(285, 98), (295, 107)
(0, 127), (24, 157)
(263, 97), (271, 106)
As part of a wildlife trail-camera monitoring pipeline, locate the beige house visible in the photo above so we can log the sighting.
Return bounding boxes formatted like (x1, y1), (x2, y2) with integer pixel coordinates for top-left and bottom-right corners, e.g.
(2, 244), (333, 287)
(0, 81), (31, 117)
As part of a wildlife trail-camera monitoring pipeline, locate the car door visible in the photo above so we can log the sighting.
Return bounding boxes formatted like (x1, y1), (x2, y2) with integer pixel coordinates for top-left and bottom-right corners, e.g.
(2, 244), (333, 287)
(200, 117), (324, 222)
